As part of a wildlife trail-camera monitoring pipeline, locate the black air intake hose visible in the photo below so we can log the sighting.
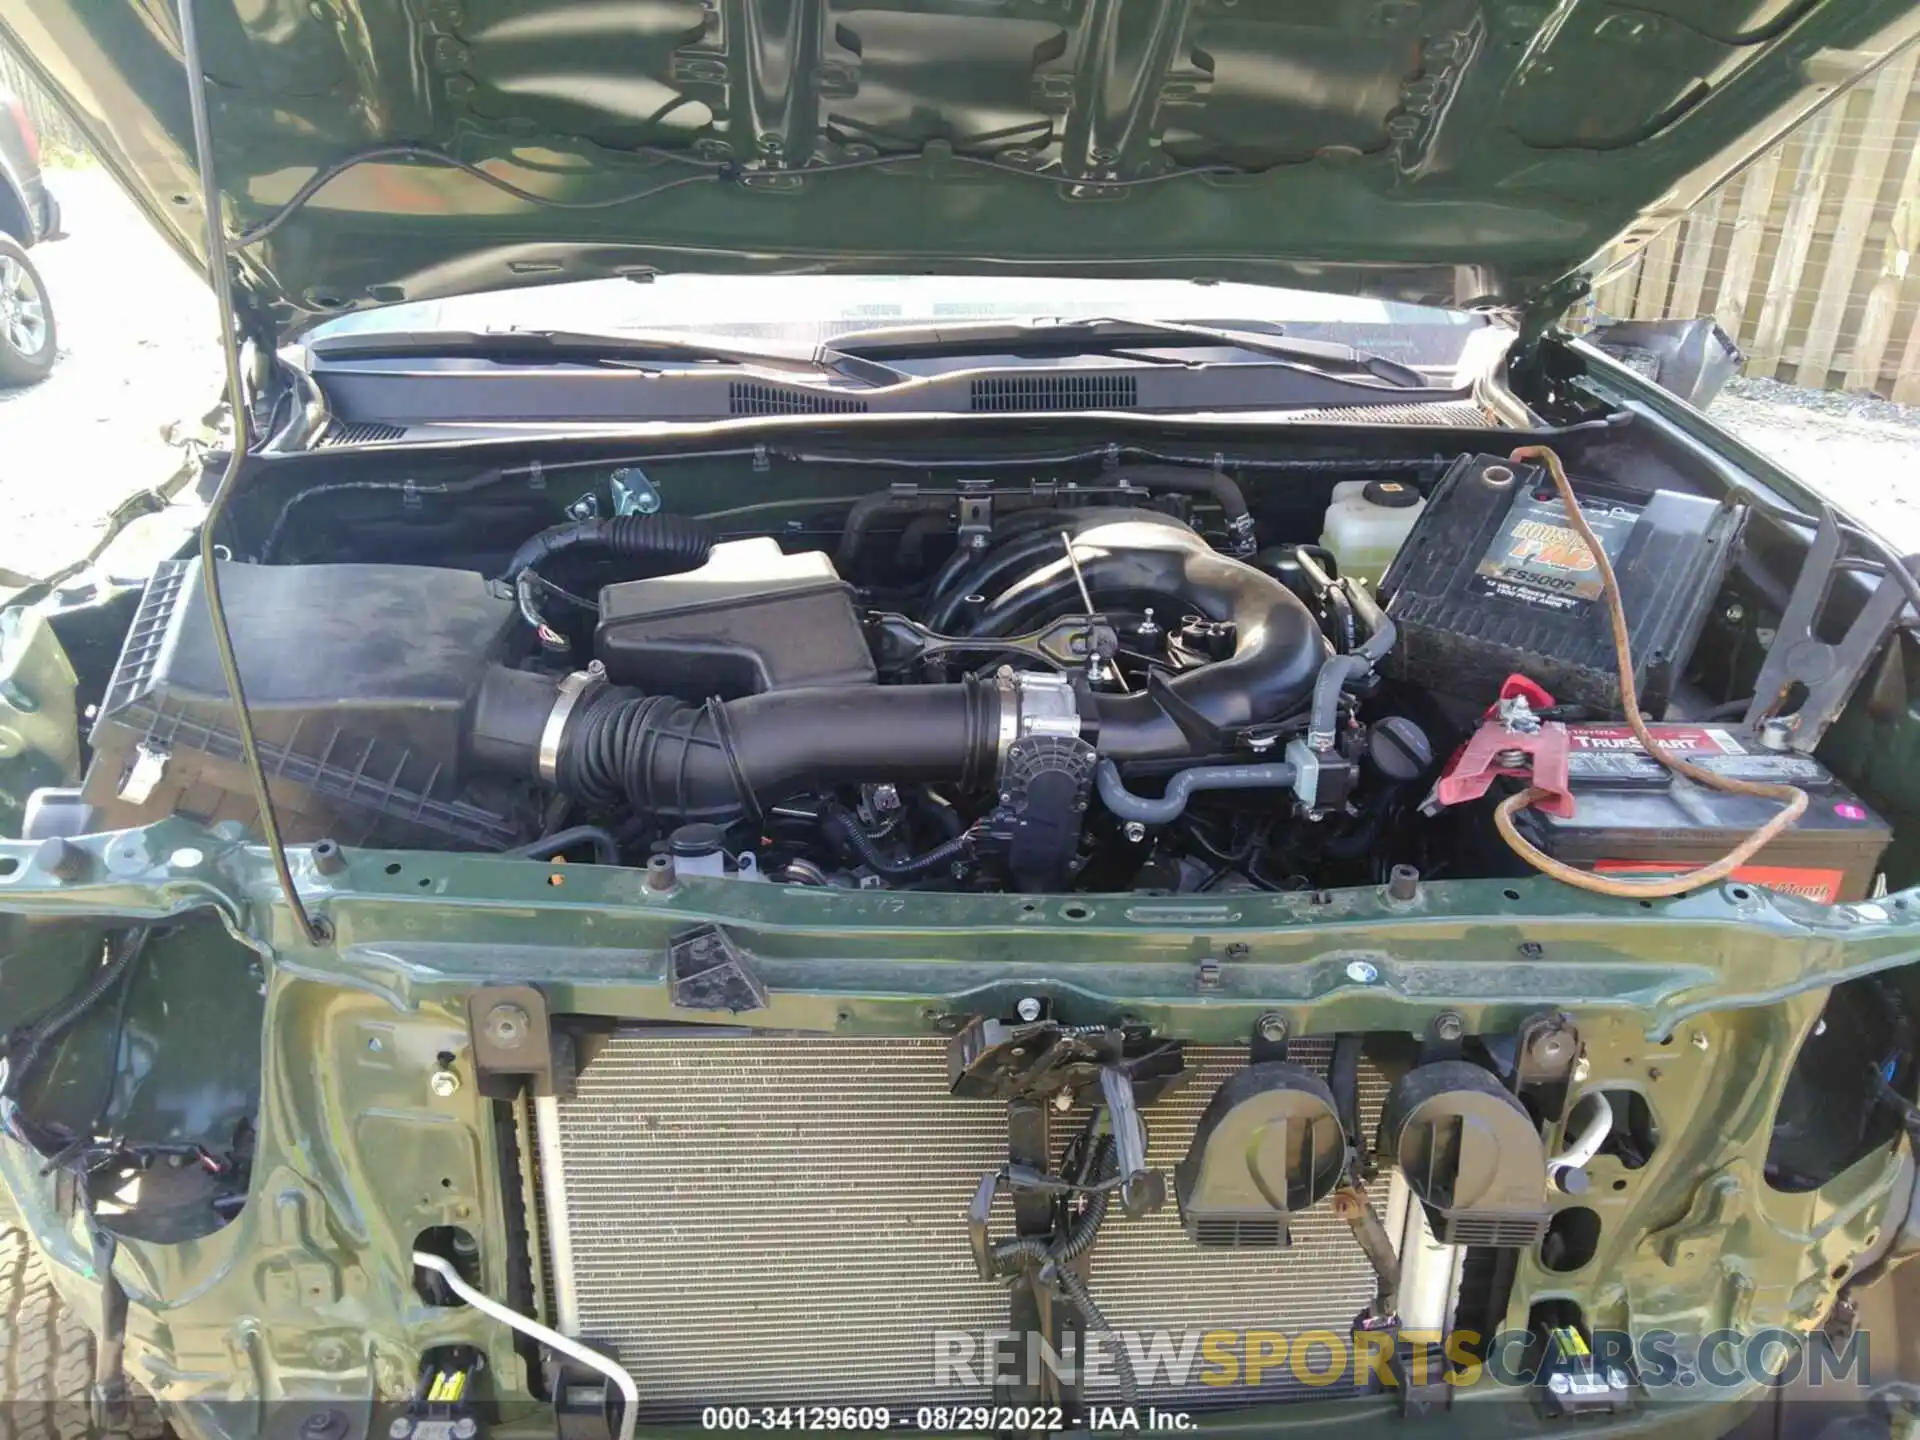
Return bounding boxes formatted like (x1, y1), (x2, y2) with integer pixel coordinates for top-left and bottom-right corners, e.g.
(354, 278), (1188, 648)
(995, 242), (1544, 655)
(476, 675), (1002, 823)
(500, 512), (714, 583)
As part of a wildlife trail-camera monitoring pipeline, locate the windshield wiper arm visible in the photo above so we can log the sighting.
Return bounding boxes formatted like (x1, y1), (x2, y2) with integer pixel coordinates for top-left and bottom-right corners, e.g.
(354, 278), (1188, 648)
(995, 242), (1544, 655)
(308, 328), (908, 386)
(825, 316), (1429, 388)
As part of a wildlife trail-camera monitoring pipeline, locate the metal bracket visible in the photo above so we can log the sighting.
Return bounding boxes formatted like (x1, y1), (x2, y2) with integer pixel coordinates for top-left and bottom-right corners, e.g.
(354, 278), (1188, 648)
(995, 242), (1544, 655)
(548, 1346), (620, 1440)
(947, 1017), (1183, 1105)
(1512, 1011), (1580, 1127)
(1744, 509), (1911, 751)
(609, 467), (661, 515)
(1099, 1064), (1164, 1217)
(467, 985), (561, 1100)
(86, 1225), (130, 1431)
(1389, 1338), (1454, 1417)
(667, 924), (769, 1014)
(957, 485), (994, 553)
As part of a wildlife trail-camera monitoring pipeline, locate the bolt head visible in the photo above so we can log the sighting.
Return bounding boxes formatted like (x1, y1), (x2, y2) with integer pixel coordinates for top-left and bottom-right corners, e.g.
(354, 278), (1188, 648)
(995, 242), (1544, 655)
(1257, 1012), (1289, 1044)
(1432, 1012), (1464, 1043)
(1016, 996), (1043, 1023)
(484, 1003), (530, 1049)
(1345, 959), (1379, 985)
(389, 1419), (412, 1440)
(453, 1419), (478, 1439)
(428, 1069), (461, 1098)
(1532, 1033), (1568, 1062)
(1123, 820), (1147, 844)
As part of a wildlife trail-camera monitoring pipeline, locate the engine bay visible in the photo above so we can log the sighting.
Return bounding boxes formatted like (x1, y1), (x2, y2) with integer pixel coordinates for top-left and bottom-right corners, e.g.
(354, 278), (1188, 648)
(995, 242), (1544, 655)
(36, 441), (1894, 901)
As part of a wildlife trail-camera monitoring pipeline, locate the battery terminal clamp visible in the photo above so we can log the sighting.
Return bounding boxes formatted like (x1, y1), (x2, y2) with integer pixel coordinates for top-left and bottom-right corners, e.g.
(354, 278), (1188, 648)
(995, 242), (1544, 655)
(1429, 678), (1574, 818)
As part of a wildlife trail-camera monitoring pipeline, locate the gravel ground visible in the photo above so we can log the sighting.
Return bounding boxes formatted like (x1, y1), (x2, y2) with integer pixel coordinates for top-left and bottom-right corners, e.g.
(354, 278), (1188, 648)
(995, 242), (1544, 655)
(2, 163), (1920, 583)
(1711, 375), (1920, 553)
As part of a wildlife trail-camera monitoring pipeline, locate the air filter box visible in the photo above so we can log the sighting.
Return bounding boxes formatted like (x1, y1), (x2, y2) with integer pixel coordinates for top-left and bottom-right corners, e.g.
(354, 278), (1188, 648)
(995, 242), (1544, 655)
(82, 557), (530, 847)
(1379, 454), (1743, 713)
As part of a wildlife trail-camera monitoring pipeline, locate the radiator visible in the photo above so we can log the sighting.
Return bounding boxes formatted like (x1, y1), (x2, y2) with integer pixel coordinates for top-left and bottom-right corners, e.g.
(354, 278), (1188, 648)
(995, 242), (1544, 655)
(530, 1033), (1393, 1421)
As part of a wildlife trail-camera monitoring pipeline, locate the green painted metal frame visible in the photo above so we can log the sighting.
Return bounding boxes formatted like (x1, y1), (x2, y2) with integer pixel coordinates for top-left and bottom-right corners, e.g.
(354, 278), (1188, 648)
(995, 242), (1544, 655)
(0, 816), (1910, 1437)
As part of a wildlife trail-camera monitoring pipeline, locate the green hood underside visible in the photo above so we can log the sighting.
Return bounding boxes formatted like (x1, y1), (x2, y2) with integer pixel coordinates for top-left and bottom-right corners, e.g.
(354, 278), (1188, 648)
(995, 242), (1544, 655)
(6, 0), (1920, 336)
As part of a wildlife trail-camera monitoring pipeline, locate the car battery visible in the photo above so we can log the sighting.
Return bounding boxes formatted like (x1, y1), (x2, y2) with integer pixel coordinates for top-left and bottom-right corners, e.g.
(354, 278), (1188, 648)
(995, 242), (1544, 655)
(1518, 723), (1891, 902)
(1379, 453), (1744, 714)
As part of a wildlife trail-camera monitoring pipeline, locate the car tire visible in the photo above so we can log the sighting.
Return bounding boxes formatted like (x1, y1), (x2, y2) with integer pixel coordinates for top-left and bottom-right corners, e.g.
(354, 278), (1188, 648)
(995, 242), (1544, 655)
(0, 1224), (168, 1438)
(0, 235), (56, 388)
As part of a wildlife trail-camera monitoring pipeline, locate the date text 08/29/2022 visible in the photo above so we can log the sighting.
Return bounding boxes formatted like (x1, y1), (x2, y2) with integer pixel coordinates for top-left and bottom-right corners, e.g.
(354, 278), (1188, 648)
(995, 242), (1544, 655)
(698, 1407), (1198, 1432)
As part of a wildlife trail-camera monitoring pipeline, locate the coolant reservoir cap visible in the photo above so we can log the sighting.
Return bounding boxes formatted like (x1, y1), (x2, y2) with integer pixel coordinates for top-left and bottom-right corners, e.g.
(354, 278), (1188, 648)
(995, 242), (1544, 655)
(1174, 1062), (1344, 1248)
(1380, 1058), (1552, 1247)
(1362, 480), (1420, 508)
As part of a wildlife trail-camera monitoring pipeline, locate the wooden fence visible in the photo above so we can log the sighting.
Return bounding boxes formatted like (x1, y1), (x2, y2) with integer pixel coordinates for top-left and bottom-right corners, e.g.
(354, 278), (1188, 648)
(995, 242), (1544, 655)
(1592, 49), (1920, 402)
(0, 43), (85, 162)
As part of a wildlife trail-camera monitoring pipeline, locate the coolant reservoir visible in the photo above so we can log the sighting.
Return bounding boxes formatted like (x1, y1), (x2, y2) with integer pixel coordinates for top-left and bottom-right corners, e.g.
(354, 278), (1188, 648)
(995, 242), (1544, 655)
(1319, 479), (1425, 589)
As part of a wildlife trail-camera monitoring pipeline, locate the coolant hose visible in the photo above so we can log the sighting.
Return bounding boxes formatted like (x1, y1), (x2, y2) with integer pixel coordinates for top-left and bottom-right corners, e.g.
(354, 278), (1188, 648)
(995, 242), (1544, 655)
(508, 826), (619, 866)
(500, 512), (714, 583)
(822, 803), (976, 880)
(1114, 464), (1256, 554)
(1345, 574), (1397, 664)
(1296, 545), (1396, 665)
(1295, 545), (1397, 750)
(1307, 655), (1371, 751)
(1095, 760), (1297, 825)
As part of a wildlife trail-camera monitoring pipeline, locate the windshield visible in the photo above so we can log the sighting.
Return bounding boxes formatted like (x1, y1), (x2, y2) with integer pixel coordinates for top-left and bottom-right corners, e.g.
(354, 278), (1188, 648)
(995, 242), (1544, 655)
(309, 276), (1487, 375)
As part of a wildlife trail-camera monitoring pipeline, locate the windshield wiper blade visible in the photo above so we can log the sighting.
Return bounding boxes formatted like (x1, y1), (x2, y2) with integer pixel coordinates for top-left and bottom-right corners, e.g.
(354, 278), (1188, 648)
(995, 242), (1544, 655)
(308, 328), (908, 386)
(825, 316), (1429, 388)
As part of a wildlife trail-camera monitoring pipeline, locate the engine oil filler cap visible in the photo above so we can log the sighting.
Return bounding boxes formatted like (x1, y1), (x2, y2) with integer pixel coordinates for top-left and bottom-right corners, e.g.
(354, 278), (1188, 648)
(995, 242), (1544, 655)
(1175, 1063), (1344, 1248)
(1380, 1059), (1551, 1248)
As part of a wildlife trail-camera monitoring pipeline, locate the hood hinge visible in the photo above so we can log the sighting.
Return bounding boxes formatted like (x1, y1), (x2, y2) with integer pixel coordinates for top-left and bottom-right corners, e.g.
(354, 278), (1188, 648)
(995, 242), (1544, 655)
(1507, 273), (1592, 396)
